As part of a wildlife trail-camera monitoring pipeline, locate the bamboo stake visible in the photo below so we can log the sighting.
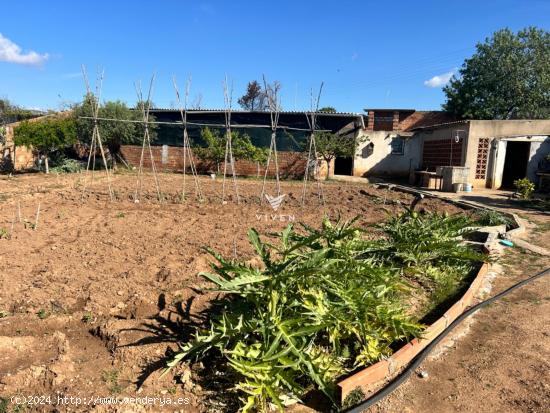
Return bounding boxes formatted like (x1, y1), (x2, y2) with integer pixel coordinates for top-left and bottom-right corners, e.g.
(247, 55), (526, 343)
(34, 202), (41, 230)
(301, 83), (325, 206)
(260, 75), (282, 203)
(221, 76), (239, 204)
(172, 76), (203, 202)
(80, 66), (114, 201)
(134, 75), (162, 202)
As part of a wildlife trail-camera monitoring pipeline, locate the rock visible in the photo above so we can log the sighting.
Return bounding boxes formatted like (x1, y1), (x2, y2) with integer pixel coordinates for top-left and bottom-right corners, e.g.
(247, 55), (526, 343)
(418, 370), (429, 378)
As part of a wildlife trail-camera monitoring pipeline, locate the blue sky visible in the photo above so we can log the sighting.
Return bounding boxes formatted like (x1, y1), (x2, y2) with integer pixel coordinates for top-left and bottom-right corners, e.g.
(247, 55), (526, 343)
(1, 0), (549, 113)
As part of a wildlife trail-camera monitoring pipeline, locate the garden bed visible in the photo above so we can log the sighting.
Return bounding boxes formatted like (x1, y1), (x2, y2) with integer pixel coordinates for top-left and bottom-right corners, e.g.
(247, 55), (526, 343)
(0, 172), (495, 412)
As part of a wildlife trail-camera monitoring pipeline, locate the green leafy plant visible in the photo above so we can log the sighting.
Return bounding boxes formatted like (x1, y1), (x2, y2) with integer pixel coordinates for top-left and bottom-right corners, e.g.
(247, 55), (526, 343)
(0, 228), (10, 240)
(514, 178), (535, 199)
(474, 209), (514, 227)
(81, 312), (94, 323)
(166, 211), (486, 411)
(50, 157), (84, 174)
(36, 309), (49, 319)
(13, 116), (77, 174)
(102, 369), (124, 394)
(194, 127), (268, 174)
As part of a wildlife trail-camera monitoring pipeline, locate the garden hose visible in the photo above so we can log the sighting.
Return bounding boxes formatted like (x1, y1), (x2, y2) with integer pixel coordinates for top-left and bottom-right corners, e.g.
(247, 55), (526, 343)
(344, 266), (550, 413)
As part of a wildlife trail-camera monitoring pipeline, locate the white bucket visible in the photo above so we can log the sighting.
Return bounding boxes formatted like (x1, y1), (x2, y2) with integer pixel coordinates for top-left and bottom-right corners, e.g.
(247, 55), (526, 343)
(463, 183), (472, 192)
(452, 183), (463, 193)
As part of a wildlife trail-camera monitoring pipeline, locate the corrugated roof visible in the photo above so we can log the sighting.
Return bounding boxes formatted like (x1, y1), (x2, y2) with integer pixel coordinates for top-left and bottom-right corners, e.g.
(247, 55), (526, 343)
(148, 108), (365, 117)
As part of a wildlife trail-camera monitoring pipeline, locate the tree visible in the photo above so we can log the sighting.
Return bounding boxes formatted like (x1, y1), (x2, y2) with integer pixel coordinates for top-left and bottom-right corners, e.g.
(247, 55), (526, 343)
(74, 95), (156, 167)
(237, 80), (282, 111)
(238, 81), (263, 110)
(0, 98), (41, 125)
(443, 27), (550, 119)
(14, 117), (77, 173)
(314, 132), (365, 179)
(318, 107), (337, 113)
(194, 127), (268, 173)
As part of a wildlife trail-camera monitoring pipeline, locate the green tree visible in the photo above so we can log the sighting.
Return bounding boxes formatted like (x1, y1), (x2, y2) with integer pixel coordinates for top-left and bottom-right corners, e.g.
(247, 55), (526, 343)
(0, 98), (42, 124)
(443, 27), (550, 119)
(14, 117), (77, 173)
(194, 127), (268, 173)
(314, 132), (365, 179)
(318, 106), (337, 113)
(74, 95), (156, 167)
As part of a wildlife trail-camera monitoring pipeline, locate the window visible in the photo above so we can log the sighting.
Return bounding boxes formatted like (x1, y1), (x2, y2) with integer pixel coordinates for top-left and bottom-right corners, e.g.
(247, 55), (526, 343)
(390, 137), (404, 155)
(361, 142), (374, 158)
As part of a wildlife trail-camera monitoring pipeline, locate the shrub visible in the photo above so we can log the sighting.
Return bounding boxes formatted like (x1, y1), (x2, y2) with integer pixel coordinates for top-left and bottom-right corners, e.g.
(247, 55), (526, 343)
(474, 209), (513, 227)
(13, 117), (77, 174)
(194, 127), (268, 174)
(167, 211), (486, 411)
(514, 178), (535, 199)
(50, 157), (84, 174)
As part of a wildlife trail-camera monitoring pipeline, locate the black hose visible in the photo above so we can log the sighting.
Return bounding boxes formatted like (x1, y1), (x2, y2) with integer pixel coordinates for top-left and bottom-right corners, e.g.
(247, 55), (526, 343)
(344, 266), (550, 413)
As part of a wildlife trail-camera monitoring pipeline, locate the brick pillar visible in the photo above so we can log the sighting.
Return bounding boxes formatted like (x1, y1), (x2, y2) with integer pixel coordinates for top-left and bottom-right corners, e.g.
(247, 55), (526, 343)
(392, 111), (400, 131)
(367, 110), (375, 131)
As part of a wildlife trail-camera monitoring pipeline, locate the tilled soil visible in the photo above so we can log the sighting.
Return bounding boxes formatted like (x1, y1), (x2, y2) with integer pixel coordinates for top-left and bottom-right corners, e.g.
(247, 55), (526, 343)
(0, 172), (465, 412)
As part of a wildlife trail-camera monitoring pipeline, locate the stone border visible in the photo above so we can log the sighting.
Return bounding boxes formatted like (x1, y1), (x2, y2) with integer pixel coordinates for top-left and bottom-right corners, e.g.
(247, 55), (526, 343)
(336, 184), (523, 402)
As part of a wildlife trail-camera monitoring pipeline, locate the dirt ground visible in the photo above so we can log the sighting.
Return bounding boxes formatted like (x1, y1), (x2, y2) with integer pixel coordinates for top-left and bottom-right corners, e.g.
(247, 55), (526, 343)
(368, 199), (550, 413)
(0, 172), (464, 413)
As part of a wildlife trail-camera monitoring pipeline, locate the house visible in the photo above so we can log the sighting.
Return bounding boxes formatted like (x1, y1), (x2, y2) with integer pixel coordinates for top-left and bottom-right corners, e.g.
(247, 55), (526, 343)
(337, 109), (456, 178)
(411, 120), (550, 189)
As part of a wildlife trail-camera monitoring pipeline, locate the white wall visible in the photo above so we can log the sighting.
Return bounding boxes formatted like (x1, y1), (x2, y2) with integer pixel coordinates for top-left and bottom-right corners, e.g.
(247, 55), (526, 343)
(353, 130), (421, 178)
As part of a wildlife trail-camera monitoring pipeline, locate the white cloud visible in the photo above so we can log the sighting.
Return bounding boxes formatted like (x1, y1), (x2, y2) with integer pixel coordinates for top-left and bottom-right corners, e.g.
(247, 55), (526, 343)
(0, 33), (49, 66)
(423, 69), (456, 88)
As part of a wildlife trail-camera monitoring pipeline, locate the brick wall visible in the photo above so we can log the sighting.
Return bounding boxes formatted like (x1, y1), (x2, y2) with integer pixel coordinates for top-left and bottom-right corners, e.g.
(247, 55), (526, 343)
(422, 139), (463, 169)
(120, 145), (308, 178)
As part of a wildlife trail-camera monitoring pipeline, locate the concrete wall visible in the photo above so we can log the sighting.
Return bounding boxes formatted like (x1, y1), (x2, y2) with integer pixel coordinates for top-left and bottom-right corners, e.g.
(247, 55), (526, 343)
(469, 121), (550, 189)
(353, 130), (421, 178)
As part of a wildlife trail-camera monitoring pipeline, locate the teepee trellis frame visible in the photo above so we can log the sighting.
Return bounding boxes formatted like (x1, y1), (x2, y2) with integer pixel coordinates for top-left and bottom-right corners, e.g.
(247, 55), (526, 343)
(221, 77), (240, 205)
(80, 66), (114, 201)
(259, 75), (282, 203)
(172, 76), (204, 202)
(134, 75), (162, 203)
(301, 83), (325, 206)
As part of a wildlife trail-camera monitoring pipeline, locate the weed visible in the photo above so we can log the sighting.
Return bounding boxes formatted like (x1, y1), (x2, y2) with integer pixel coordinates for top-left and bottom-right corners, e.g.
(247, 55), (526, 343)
(102, 369), (123, 394)
(50, 158), (84, 174)
(23, 220), (36, 230)
(342, 388), (366, 409)
(473, 209), (514, 227)
(115, 212), (125, 218)
(0, 228), (11, 240)
(81, 312), (94, 323)
(0, 310), (9, 318)
(514, 178), (535, 199)
(36, 309), (49, 319)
